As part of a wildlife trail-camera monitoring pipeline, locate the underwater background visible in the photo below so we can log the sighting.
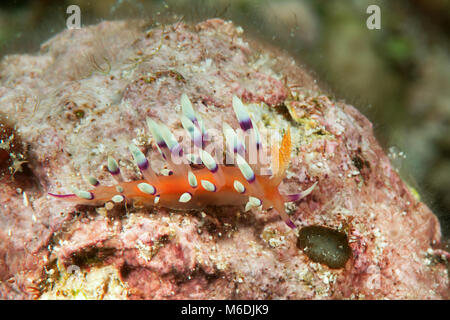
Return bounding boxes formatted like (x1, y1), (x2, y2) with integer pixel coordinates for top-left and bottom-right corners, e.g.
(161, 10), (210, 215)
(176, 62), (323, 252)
(1, 0), (449, 242)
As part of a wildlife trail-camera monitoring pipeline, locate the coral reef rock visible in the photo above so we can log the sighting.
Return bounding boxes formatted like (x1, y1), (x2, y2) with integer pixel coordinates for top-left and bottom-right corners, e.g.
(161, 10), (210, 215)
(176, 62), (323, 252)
(0, 19), (448, 299)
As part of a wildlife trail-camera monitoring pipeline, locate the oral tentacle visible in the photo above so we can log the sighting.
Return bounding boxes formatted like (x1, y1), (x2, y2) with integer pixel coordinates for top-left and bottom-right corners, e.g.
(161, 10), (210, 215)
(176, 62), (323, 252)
(283, 181), (318, 202)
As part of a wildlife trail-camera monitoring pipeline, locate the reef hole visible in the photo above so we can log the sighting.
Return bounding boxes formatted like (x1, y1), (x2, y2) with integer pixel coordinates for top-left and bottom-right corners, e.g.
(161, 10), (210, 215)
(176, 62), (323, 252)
(297, 225), (352, 269)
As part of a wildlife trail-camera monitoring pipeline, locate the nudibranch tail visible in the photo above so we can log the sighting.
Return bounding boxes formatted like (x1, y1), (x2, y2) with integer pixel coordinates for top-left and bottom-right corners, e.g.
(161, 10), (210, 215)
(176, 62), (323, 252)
(49, 95), (317, 229)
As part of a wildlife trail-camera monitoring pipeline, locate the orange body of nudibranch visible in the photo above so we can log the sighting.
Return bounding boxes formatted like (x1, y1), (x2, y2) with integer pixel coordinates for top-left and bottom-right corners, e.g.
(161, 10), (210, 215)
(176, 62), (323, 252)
(52, 167), (276, 209)
(49, 94), (317, 229)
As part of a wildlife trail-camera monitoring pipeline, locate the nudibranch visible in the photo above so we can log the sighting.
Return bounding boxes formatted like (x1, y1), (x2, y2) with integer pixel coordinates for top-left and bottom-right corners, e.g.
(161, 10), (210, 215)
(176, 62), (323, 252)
(49, 94), (316, 229)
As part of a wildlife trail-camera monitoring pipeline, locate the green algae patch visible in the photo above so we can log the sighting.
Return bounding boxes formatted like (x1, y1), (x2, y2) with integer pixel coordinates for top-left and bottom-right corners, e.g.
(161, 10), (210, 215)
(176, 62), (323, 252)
(297, 225), (352, 269)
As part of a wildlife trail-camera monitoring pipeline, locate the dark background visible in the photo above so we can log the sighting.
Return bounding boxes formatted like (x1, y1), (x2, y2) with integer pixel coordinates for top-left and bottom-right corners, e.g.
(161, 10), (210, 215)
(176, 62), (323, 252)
(1, 0), (449, 239)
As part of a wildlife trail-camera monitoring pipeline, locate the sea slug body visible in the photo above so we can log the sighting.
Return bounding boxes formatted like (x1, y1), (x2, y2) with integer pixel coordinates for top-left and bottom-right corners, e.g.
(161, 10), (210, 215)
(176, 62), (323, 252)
(49, 94), (317, 229)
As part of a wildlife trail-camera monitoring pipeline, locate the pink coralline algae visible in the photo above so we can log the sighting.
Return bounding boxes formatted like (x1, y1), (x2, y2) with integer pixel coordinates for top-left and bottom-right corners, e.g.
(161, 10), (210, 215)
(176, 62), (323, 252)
(0, 19), (448, 299)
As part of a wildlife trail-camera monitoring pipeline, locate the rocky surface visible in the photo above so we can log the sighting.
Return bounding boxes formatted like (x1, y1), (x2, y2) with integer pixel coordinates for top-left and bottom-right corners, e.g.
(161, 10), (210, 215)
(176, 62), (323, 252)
(0, 19), (448, 299)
